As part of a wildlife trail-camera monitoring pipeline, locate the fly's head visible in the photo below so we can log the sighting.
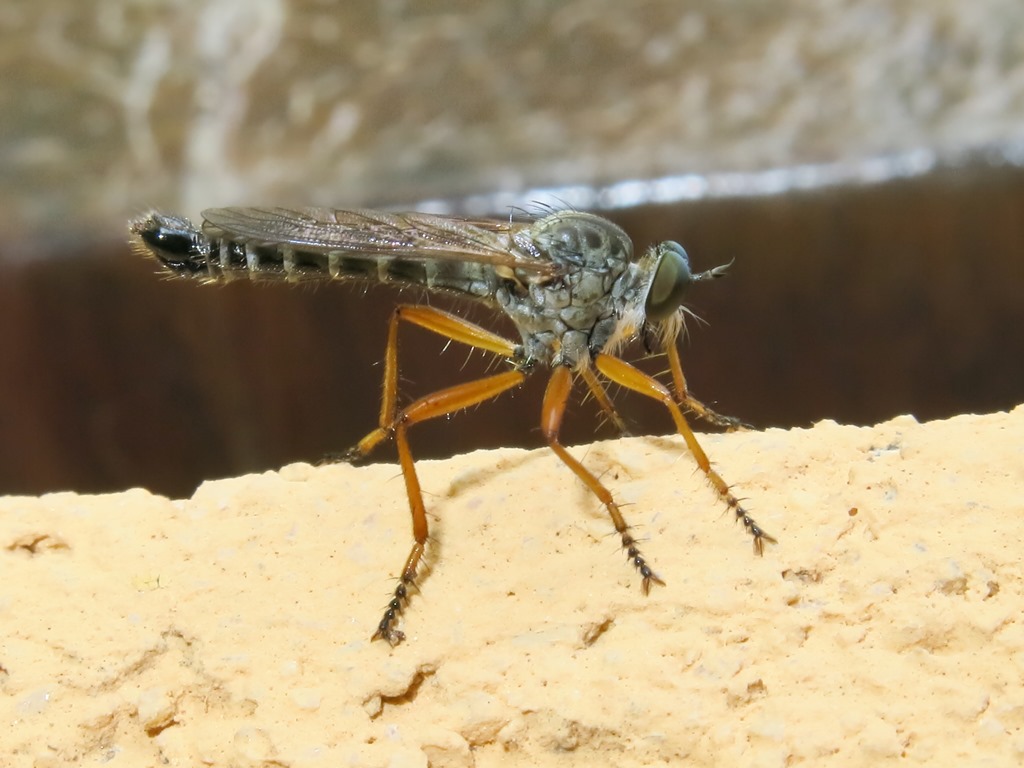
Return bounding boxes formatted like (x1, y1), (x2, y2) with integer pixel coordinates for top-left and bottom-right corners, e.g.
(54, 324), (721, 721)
(129, 212), (209, 275)
(643, 240), (732, 320)
(599, 240), (733, 355)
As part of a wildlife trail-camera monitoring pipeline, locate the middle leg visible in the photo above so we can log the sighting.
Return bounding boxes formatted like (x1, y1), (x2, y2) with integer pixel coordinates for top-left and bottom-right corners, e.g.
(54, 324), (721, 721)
(541, 364), (664, 593)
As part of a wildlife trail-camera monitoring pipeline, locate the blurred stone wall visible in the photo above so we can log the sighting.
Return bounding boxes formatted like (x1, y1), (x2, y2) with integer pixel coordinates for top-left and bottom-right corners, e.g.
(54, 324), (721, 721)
(4, 0), (1024, 245)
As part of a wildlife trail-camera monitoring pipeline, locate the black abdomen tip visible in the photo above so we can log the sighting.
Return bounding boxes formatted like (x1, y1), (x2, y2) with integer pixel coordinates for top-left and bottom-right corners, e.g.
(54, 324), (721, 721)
(129, 212), (208, 274)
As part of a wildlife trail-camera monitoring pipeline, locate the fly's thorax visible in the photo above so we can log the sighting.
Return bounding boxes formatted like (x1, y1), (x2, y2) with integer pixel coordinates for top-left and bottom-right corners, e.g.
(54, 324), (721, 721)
(498, 210), (640, 367)
(515, 210), (633, 270)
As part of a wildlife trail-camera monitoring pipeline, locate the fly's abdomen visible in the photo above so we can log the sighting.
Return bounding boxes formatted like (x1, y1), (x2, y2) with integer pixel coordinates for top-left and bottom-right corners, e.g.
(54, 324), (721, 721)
(129, 212), (214, 276)
(129, 211), (498, 298)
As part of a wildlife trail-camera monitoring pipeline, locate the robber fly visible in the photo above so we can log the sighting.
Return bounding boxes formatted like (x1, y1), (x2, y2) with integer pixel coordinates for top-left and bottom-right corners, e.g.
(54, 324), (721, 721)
(129, 206), (774, 645)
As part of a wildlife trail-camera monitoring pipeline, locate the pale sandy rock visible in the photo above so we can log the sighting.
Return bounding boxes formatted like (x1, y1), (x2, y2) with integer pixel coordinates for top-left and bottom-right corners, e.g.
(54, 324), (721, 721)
(2, 407), (1022, 766)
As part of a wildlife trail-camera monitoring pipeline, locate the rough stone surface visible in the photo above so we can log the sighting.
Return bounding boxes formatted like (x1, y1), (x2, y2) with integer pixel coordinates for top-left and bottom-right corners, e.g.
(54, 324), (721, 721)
(2, 407), (1022, 765)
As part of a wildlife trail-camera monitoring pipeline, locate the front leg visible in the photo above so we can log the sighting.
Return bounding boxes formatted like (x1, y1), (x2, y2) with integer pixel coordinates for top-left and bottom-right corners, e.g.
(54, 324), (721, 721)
(665, 342), (748, 430)
(595, 352), (775, 555)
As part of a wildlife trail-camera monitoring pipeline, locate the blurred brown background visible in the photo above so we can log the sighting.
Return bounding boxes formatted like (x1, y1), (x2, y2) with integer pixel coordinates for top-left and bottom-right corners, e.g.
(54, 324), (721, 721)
(2, 1), (1022, 497)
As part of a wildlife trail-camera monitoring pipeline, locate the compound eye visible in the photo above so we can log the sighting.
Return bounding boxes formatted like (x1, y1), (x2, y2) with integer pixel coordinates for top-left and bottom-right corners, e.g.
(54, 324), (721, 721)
(644, 241), (693, 321)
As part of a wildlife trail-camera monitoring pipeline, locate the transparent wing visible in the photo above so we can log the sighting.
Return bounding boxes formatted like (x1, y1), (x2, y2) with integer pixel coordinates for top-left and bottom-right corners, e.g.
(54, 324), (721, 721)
(201, 207), (558, 276)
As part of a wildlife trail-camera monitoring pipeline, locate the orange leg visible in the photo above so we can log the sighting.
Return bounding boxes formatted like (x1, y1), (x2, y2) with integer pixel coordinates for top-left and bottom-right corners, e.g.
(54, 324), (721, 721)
(541, 365), (664, 592)
(345, 304), (524, 461)
(369, 370), (525, 644)
(665, 342), (746, 430)
(343, 305), (527, 645)
(578, 363), (631, 436)
(595, 352), (775, 554)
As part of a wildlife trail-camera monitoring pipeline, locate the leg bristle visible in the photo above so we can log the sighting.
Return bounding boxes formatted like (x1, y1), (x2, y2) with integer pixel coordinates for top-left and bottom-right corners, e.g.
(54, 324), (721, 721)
(622, 533), (665, 594)
(371, 577), (415, 646)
